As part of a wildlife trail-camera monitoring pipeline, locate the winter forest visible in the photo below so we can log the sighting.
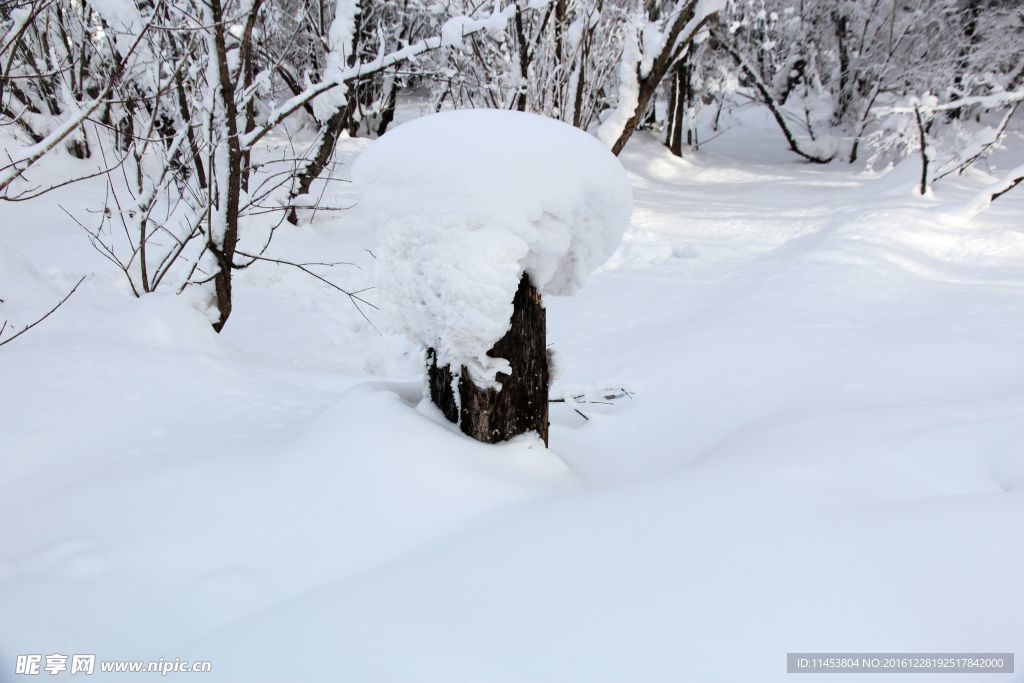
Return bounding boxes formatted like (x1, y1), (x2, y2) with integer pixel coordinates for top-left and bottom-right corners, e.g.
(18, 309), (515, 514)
(2, 0), (1023, 679)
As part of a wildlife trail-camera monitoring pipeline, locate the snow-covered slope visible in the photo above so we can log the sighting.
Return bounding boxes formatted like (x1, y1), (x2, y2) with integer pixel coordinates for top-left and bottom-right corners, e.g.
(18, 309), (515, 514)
(2, 116), (1023, 682)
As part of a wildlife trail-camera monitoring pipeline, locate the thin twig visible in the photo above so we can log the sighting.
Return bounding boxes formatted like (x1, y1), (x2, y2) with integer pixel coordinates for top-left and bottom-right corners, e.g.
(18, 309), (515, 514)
(234, 250), (379, 330)
(0, 275), (87, 348)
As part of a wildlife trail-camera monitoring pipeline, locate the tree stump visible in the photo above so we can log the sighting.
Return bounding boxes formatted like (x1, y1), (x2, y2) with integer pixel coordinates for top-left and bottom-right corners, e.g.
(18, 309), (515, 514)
(428, 273), (549, 446)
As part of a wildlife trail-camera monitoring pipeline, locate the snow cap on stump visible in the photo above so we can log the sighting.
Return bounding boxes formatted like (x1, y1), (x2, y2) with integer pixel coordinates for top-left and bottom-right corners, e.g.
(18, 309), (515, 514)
(353, 109), (633, 385)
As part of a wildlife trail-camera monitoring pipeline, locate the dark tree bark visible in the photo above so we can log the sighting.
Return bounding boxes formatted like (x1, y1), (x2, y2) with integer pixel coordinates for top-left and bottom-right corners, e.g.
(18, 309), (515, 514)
(207, 0), (245, 332)
(912, 104), (935, 196)
(512, 6), (531, 112)
(286, 108), (350, 224)
(284, 4), (368, 225)
(376, 80), (399, 137)
(570, 25), (589, 129)
(833, 9), (851, 124)
(428, 273), (549, 446)
(665, 56), (689, 157)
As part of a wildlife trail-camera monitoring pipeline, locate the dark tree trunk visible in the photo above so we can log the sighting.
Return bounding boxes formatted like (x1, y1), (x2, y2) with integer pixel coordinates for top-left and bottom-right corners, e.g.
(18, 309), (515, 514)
(512, 5), (532, 112)
(833, 10), (851, 124)
(666, 57), (688, 157)
(208, 0), (243, 333)
(376, 80), (399, 137)
(287, 108), (350, 224)
(913, 104), (930, 196)
(428, 273), (549, 446)
(609, 1), (720, 156)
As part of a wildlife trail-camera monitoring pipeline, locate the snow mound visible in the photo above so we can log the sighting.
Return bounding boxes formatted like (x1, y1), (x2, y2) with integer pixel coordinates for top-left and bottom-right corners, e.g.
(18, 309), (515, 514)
(352, 109), (632, 384)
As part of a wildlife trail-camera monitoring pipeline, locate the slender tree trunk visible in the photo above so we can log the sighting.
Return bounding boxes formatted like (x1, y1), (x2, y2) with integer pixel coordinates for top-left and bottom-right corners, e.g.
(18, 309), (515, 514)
(833, 10), (851, 125)
(287, 108), (350, 224)
(665, 63), (678, 151)
(609, 1), (719, 156)
(683, 59), (693, 147)
(666, 59), (686, 157)
(512, 6), (531, 112)
(208, 0), (243, 332)
(376, 79), (399, 136)
(571, 29), (589, 128)
(428, 273), (549, 446)
(913, 104), (930, 196)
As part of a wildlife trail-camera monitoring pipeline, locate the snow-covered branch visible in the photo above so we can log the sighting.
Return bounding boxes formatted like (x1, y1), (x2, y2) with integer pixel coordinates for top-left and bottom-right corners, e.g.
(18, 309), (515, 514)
(0, 1), (164, 196)
(242, 3), (518, 149)
(877, 90), (1024, 116)
(598, 0), (723, 155)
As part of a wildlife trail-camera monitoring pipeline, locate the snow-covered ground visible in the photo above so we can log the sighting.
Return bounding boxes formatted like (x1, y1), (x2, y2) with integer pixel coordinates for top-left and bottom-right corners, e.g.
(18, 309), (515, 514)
(2, 110), (1023, 682)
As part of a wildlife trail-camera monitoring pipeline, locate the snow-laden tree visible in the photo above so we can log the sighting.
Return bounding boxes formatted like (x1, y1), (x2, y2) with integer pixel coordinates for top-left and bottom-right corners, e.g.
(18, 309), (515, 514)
(3, 0), (529, 331)
(419, 0), (725, 155)
(428, 0), (626, 132)
(5, 0), (1022, 340)
(0, 0), (162, 193)
(596, 0), (724, 154)
(697, 0), (1024, 165)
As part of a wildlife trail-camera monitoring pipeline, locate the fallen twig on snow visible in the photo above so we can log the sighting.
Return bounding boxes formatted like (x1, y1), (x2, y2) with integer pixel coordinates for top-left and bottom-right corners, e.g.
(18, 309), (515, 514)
(550, 387), (634, 421)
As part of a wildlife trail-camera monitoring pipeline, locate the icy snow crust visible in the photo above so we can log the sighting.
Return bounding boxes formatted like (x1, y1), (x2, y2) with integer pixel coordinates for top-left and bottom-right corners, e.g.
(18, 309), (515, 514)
(353, 109), (632, 384)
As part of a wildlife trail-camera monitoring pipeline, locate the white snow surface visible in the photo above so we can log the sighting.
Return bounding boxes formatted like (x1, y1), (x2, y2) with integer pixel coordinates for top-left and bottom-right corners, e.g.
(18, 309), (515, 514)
(353, 109), (632, 383)
(2, 105), (1024, 682)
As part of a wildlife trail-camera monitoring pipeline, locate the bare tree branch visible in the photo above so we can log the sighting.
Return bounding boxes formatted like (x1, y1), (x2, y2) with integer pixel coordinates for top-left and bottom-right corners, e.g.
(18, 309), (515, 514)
(0, 275), (87, 348)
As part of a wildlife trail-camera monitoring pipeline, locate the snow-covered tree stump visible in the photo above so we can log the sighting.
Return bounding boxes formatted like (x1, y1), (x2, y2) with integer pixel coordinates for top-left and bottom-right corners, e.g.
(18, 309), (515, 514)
(353, 109), (632, 446)
(428, 273), (549, 444)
